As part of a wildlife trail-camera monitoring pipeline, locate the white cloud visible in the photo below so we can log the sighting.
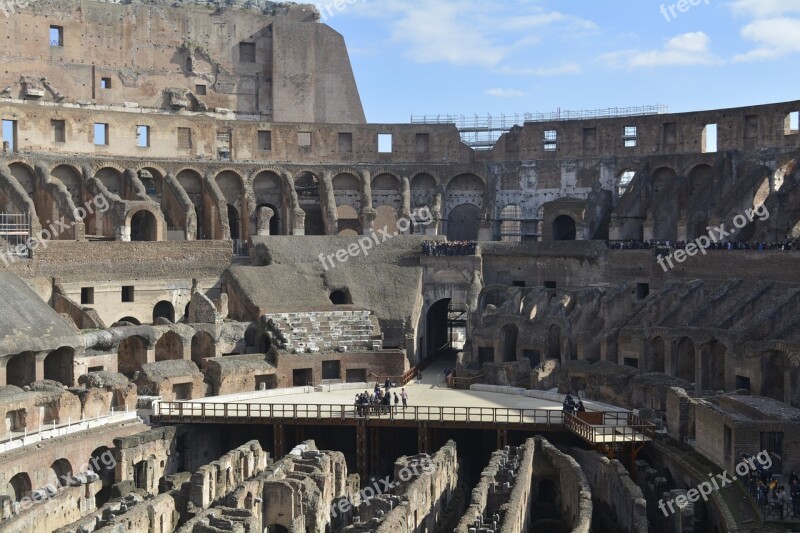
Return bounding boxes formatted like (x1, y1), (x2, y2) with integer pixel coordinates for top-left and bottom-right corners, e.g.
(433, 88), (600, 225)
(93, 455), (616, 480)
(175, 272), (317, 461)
(734, 17), (800, 61)
(600, 32), (718, 69)
(729, 0), (800, 18)
(495, 64), (582, 76)
(485, 88), (527, 98)
(341, 0), (595, 69)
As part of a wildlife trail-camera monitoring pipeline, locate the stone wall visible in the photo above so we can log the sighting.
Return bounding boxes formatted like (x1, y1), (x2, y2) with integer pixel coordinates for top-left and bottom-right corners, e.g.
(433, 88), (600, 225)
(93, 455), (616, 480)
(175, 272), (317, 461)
(568, 448), (648, 533)
(533, 437), (592, 533)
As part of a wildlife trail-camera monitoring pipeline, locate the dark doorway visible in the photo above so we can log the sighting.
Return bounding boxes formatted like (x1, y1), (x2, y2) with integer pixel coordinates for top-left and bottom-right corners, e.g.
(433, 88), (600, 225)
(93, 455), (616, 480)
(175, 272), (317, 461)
(131, 210), (157, 241)
(292, 368), (313, 387)
(322, 361), (341, 381)
(227, 204), (240, 240)
(153, 301), (175, 323)
(552, 215), (577, 241)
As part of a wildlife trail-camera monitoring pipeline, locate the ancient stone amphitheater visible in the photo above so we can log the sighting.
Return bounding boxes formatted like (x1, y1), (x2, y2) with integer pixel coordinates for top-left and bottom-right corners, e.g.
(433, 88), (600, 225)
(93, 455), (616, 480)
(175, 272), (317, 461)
(0, 1), (797, 532)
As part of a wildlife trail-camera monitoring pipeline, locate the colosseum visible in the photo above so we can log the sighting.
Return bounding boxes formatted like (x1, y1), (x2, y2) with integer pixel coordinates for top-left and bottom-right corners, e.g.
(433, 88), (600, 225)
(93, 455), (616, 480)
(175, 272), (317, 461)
(0, 1), (797, 532)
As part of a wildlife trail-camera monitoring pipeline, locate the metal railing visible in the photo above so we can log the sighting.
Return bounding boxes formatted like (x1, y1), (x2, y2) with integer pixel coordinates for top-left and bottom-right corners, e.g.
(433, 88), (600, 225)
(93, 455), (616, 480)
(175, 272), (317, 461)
(563, 411), (655, 444)
(153, 401), (565, 427)
(446, 373), (486, 390)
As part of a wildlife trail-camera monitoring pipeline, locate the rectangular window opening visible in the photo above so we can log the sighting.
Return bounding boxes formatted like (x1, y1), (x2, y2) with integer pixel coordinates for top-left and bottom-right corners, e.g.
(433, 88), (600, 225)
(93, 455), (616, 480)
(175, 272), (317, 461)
(52, 120), (65, 143)
(195, 84), (207, 96)
(2, 119), (17, 152)
(624, 357), (639, 369)
(258, 130), (272, 151)
(178, 127), (192, 149)
(239, 42), (256, 63)
(136, 125), (150, 148)
(785, 111), (799, 135)
(81, 287), (94, 305)
(702, 124), (718, 153)
(624, 126), (638, 147)
(297, 131), (312, 147)
(378, 133), (393, 153)
(636, 283), (650, 300)
(415, 133), (430, 154)
(338, 132), (353, 153)
(100, 78), (111, 89)
(663, 122), (677, 144)
(122, 286), (135, 303)
(93, 123), (109, 146)
(544, 130), (557, 151)
(544, 281), (557, 289)
(49, 26), (63, 47)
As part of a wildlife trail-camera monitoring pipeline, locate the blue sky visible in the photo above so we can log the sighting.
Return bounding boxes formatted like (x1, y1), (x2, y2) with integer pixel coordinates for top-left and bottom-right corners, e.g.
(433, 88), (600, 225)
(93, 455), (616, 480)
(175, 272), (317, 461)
(308, 0), (800, 124)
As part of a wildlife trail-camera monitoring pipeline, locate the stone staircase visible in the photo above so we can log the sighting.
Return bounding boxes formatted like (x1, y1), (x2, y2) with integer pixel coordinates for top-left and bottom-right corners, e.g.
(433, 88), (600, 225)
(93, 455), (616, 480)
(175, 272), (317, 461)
(263, 310), (382, 354)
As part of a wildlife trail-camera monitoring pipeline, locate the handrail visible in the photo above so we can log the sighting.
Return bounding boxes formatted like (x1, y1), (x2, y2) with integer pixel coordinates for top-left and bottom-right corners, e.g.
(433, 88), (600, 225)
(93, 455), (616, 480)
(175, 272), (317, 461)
(562, 411), (656, 443)
(153, 401), (565, 427)
(446, 374), (485, 389)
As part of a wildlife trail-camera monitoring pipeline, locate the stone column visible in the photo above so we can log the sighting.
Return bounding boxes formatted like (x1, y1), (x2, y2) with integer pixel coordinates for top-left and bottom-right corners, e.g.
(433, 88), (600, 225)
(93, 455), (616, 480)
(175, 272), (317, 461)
(320, 170), (338, 236)
(400, 176), (412, 234)
(256, 206), (274, 236)
(360, 170), (375, 234)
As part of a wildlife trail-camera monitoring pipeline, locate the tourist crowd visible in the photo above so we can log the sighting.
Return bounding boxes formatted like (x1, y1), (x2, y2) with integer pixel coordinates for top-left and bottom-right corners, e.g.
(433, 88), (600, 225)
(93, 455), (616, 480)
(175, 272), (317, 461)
(422, 241), (478, 256)
(743, 456), (800, 520)
(607, 239), (800, 251)
(354, 379), (408, 416)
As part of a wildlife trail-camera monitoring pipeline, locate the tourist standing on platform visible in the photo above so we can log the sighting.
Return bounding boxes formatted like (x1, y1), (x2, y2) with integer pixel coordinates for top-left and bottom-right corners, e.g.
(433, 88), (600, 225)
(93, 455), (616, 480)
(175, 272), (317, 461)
(394, 392), (400, 414)
(416, 371), (422, 385)
(401, 388), (408, 409)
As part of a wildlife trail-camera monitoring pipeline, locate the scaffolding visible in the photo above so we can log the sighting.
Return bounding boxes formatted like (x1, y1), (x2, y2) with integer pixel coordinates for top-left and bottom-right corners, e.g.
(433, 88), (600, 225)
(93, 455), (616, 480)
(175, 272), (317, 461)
(411, 105), (668, 150)
(0, 213), (31, 256)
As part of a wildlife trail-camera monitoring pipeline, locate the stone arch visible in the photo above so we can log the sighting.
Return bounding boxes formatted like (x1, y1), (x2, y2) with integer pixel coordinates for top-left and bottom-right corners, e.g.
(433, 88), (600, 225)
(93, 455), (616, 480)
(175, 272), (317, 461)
(9, 162), (36, 197)
(689, 210), (708, 241)
(44, 346), (74, 385)
(95, 167), (126, 198)
(371, 173), (402, 209)
(646, 337), (665, 373)
(446, 203), (481, 241)
(552, 215), (577, 241)
(687, 164), (713, 194)
(6, 352), (35, 387)
(411, 172), (438, 208)
(89, 446), (115, 506)
(216, 170), (247, 239)
(155, 331), (183, 362)
(675, 337), (696, 383)
(253, 170), (284, 234)
(128, 208), (161, 242)
(374, 204), (399, 233)
(651, 167), (679, 241)
(500, 324), (518, 363)
(295, 171), (325, 235)
(116, 316), (141, 326)
(177, 168), (211, 240)
(50, 458), (73, 488)
(191, 332), (216, 369)
(337, 204), (360, 235)
(118, 336), (148, 377)
(700, 340), (727, 391)
(547, 325), (562, 360)
(153, 301), (175, 323)
(7, 472), (31, 502)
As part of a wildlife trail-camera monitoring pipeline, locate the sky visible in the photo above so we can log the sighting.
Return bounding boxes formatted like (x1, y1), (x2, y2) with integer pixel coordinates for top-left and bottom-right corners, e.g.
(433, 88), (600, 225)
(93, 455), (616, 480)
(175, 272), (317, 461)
(306, 0), (800, 124)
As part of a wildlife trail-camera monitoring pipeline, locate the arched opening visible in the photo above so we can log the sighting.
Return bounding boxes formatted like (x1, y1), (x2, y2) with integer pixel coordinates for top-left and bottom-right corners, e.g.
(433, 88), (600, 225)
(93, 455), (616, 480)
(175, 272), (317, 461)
(552, 215), (577, 241)
(446, 204), (481, 241)
(49, 458), (73, 488)
(256, 203), (281, 236)
(761, 351), (787, 403)
(130, 210), (158, 242)
(371, 174), (402, 226)
(7, 472), (31, 502)
(116, 317), (141, 326)
(51, 164), (83, 211)
(411, 173), (437, 234)
(546, 325), (562, 360)
(118, 336), (148, 378)
(89, 446), (115, 507)
(153, 301), (175, 324)
(95, 167), (126, 198)
(499, 205), (522, 242)
(266, 526), (289, 533)
(329, 290), (352, 305)
(177, 169), (208, 240)
(646, 337), (665, 373)
(374, 205), (399, 233)
(500, 324), (518, 362)
(155, 332), (183, 362)
(6, 352), (35, 387)
(651, 167), (679, 241)
(337, 205), (360, 235)
(426, 299), (452, 359)
(191, 332), (215, 369)
(44, 347), (74, 385)
(675, 337), (696, 383)
(701, 341), (727, 391)
(227, 204), (240, 240)
(295, 172), (325, 235)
